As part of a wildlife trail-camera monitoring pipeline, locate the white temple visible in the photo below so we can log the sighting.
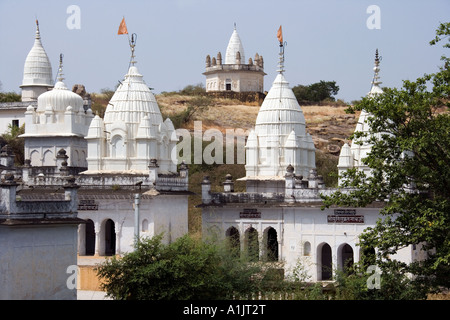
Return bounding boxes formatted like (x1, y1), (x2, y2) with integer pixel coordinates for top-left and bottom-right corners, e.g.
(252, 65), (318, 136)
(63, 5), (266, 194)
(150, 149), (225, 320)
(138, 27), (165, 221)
(20, 20), (54, 102)
(20, 55), (94, 168)
(203, 25), (266, 94)
(244, 44), (315, 186)
(85, 59), (177, 173)
(337, 49), (384, 183)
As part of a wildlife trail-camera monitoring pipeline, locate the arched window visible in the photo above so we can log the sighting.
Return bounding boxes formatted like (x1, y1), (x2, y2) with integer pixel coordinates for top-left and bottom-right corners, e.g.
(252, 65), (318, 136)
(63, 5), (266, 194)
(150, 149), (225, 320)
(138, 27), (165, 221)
(111, 135), (125, 158)
(225, 226), (240, 258)
(30, 150), (40, 166)
(339, 243), (354, 273)
(43, 149), (53, 166)
(245, 227), (259, 262)
(303, 241), (311, 256)
(142, 219), (148, 233)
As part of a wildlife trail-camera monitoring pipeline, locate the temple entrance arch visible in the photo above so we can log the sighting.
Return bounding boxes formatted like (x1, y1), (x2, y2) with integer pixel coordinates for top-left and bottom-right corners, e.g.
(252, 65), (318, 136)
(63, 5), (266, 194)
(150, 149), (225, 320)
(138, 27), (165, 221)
(263, 227), (278, 262)
(338, 243), (354, 272)
(244, 227), (259, 262)
(85, 219), (95, 256)
(104, 219), (116, 256)
(225, 226), (240, 257)
(317, 242), (332, 280)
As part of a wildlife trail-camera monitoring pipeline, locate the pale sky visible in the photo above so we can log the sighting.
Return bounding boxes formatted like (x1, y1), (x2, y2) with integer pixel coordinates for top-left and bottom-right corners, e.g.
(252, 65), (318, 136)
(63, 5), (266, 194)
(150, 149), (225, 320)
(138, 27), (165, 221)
(0, 0), (448, 102)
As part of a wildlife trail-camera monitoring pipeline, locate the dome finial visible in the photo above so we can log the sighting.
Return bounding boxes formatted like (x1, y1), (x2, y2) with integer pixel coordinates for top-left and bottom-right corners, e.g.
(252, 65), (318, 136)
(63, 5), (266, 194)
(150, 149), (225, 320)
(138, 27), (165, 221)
(57, 53), (64, 82)
(372, 48), (382, 87)
(368, 48), (383, 96)
(35, 18), (41, 40)
(129, 33), (137, 66)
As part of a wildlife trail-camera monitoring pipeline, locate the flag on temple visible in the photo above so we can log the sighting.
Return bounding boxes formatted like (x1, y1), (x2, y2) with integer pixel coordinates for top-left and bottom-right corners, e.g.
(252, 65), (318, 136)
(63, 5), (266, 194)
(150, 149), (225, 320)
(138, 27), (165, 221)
(277, 25), (283, 43)
(118, 17), (128, 35)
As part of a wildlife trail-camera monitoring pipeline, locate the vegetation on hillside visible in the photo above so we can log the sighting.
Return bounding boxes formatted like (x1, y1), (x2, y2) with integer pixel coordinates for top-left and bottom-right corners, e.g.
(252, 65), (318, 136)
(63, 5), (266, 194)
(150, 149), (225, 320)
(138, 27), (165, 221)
(292, 80), (345, 106)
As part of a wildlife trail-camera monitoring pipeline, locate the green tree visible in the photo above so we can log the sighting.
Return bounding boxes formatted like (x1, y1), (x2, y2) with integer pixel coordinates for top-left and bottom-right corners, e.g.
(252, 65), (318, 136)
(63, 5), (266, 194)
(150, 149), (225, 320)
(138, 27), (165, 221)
(96, 234), (266, 300)
(0, 91), (21, 102)
(292, 81), (339, 104)
(0, 124), (25, 165)
(322, 22), (450, 297)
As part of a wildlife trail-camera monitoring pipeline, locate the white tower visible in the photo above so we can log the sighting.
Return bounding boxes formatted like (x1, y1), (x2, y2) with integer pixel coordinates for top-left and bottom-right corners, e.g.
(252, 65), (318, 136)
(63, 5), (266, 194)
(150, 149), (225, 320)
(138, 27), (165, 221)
(243, 39), (315, 191)
(20, 20), (54, 102)
(338, 49), (384, 184)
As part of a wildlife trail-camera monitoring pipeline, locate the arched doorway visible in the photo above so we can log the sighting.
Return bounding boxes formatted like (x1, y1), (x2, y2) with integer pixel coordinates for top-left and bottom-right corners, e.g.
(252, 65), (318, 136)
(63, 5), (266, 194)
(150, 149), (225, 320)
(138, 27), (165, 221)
(85, 219), (95, 256)
(105, 219), (116, 256)
(340, 244), (354, 272)
(264, 227), (278, 262)
(245, 227), (259, 262)
(225, 226), (240, 257)
(319, 243), (332, 280)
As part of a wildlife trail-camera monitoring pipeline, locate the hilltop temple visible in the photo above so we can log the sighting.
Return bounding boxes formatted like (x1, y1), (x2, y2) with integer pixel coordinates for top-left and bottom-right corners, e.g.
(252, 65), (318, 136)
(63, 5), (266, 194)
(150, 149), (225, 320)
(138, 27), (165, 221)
(203, 25), (266, 102)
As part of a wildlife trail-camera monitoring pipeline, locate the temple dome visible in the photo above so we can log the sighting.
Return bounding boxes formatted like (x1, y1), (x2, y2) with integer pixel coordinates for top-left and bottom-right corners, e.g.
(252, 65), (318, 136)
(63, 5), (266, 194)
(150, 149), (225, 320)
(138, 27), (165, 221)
(36, 80), (84, 113)
(225, 27), (245, 64)
(255, 73), (306, 138)
(103, 65), (163, 134)
(20, 24), (53, 88)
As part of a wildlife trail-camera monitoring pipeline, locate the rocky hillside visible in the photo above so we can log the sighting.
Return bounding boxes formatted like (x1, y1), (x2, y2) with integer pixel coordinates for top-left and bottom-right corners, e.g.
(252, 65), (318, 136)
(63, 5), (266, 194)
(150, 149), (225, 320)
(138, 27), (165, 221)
(156, 93), (359, 156)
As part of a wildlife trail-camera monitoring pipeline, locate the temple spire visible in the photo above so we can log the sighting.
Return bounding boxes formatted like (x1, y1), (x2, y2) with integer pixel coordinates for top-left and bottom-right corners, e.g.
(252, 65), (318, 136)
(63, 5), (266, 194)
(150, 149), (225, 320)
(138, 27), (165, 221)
(57, 53), (64, 82)
(129, 33), (137, 66)
(369, 49), (383, 96)
(35, 19), (40, 39)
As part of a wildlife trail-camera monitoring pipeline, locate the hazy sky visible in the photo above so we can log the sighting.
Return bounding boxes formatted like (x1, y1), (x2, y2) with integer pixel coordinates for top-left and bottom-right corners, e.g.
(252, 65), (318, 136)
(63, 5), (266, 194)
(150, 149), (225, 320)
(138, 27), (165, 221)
(0, 0), (448, 102)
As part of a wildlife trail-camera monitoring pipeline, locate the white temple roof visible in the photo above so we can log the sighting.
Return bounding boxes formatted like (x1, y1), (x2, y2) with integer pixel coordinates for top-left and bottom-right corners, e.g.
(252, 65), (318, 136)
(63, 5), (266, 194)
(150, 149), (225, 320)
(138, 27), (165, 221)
(36, 57), (83, 113)
(255, 73), (306, 137)
(21, 21), (53, 88)
(225, 27), (245, 64)
(103, 65), (163, 129)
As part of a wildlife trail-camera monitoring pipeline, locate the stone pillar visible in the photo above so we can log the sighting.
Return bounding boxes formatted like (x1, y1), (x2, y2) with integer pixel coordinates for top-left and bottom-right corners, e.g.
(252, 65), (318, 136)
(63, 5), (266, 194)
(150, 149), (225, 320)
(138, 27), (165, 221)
(201, 176), (212, 204)
(179, 160), (188, 178)
(22, 159), (31, 183)
(223, 174), (234, 192)
(0, 145), (15, 168)
(63, 176), (80, 213)
(115, 230), (120, 256)
(0, 173), (17, 214)
(148, 158), (159, 186)
(94, 231), (100, 256)
(308, 169), (319, 189)
(56, 149), (69, 176)
(284, 164), (295, 203)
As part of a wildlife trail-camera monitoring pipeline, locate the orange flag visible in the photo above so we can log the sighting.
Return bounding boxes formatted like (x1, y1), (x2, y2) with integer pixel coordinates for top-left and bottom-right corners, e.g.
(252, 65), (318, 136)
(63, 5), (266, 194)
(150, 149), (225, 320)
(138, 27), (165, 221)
(277, 25), (283, 43)
(118, 17), (128, 35)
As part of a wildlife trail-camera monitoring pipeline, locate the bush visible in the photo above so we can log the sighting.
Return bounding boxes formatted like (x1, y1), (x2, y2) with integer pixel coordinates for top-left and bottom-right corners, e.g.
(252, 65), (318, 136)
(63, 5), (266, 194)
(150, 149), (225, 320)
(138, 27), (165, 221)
(96, 234), (267, 300)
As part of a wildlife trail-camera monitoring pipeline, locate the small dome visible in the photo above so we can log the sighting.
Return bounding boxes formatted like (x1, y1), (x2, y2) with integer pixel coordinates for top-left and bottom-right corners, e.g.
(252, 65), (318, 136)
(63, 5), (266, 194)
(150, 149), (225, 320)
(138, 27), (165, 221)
(21, 23), (53, 88)
(225, 27), (245, 65)
(36, 81), (84, 113)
